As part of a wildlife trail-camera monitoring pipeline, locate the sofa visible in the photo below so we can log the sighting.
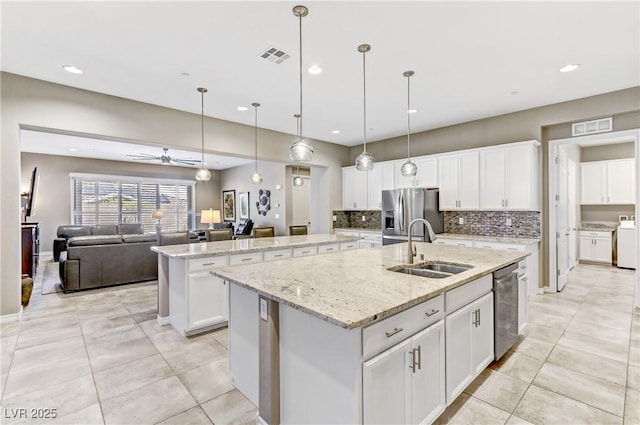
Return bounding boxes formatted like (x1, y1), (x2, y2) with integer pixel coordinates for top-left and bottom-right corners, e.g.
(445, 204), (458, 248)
(53, 223), (147, 261)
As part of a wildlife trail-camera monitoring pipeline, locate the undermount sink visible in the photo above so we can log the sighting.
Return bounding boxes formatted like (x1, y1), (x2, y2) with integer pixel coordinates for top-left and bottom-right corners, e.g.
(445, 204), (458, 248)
(388, 262), (473, 279)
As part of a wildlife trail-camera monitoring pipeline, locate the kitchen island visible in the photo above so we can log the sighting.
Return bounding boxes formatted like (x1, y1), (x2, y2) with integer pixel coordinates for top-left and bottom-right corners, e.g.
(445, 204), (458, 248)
(212, 242), (527, 425)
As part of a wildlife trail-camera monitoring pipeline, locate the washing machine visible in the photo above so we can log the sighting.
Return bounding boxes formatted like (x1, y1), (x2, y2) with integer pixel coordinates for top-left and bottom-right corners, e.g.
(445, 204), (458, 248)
(617, 221), (637, 269)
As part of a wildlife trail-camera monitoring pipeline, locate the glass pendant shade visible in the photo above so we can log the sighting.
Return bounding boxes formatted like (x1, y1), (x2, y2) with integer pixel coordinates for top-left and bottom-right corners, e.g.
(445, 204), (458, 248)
(195, 87), (211, 182)
(195, 168), (211, 181)
(400, 160), (418, 177)
(250, 171), (263, 184)
(355, 151), (375, 171)
(292, 175), (304, 187)
(289, 140), (313, 162)
(250, 102), (263, 184)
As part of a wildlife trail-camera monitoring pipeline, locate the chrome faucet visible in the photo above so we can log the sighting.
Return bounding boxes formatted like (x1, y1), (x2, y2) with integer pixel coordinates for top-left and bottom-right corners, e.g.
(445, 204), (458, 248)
(408, 218), (438, 264)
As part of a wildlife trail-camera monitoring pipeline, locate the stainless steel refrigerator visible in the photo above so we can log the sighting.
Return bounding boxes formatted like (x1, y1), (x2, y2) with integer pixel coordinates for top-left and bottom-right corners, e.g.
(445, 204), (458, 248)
(381, 188), (444, 245)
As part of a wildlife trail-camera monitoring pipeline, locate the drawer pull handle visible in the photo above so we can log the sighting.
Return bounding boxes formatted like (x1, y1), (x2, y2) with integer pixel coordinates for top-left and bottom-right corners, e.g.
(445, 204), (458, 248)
(385, 327), (404, 338)
(326, 248), (334, 251)
(520, 265), (527, 269)
(202, 262), (217, 266)
(425, 308), (440, 317)
(275, 254), (283, 258)
(302, 250), (310, 254)
(241, 258), (253, 262)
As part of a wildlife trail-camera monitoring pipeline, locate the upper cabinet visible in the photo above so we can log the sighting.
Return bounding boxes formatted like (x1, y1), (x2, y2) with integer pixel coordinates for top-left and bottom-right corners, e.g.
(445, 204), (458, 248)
(368, 162), (395, 209)
(438, 151), (480, 210)
(343, 166), (368, 210)
(480, 142), (540, 211)
(394, 156), (439, 189)
(580, 158), (635, 205)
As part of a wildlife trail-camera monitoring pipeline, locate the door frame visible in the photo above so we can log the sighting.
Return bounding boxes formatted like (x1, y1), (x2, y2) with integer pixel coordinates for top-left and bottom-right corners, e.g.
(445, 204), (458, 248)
(548, 128), (639, 303)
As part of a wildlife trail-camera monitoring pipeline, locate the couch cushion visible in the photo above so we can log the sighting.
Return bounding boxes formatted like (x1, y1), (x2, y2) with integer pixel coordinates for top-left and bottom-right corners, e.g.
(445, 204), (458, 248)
(117, 223), (144, 235)
(68, 235), (123, 246)
(122, 234), (157, 243)
(91, 225), (117, 235)
(57, 226), (91, 239)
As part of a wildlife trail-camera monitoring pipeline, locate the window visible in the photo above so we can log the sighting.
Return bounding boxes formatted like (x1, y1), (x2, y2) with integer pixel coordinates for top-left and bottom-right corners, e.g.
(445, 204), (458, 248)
(71, 173), (195, 232)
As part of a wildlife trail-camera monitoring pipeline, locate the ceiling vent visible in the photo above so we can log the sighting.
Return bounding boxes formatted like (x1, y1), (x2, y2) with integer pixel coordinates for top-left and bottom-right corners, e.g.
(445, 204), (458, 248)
(572, 117), (612, 136)
(259, 47), (291, 64)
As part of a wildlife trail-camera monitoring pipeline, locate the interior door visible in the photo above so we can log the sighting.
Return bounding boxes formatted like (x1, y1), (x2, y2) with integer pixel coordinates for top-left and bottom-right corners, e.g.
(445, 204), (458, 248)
(556, 148), (570, 291)
(568, 159), (577, 269)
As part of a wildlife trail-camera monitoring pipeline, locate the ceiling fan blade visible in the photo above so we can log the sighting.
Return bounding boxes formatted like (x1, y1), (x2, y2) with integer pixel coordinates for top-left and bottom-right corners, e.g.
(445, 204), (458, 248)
(127, 153), (160, 159)
(172, 159), (201, 165)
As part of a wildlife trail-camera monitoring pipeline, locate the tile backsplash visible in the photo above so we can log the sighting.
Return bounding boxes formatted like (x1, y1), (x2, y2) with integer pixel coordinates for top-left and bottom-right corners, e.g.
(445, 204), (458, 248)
(444, 211), (541, 238)
(333, 210), (381, 230)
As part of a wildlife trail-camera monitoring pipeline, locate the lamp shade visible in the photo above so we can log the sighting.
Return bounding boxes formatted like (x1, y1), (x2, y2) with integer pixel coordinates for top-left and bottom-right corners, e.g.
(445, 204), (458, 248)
(151, 210), (164, 219)
(201, 209), (221, 225)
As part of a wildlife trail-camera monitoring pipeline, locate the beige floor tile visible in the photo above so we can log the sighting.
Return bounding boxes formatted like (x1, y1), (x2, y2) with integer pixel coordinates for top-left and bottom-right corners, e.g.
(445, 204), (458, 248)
(514, 385), (622, 425)
(76, 302), (128, 320)
(464, 369), (529, 413)
(15, 323), (82, 351)
(101, 376), (196, 425)
(10, 336), (86, 371)
(572, 304), (633, 331)
(200, 389), (257, 425)
(1, 335), (18, 373)
(45, 403), (104, 425)
(83, 323), (146, 347)
(0, 375), (98, 425)
(1, 371), (7, 400)
(1, 321), (22, 338)
(433, 393), (510, 425)
(489, 351), (544, 383)
(529, 294), (581, 312)
(511, 337), (554, 361)
(533, 363), (626, 417)
(629, 365), (640, 391)
(505, 415), (535, 425)
(93, 353), (174, 400)
(86, 335), (158, 372)
(630, 340), (640, 367)
(521, 324), (563, 345)
(625, 388), (640, 425)
(1, 348), (14, 374)
(565, 318), (631, 344)
(546, 344), (628, 387)
(179, 358), (234, 404)
(131, 309), (158, 324)
(156, 406), (213, 425)
(211, 327), (229, 348)
(80, 312), (137, 336)
(557, 330), (629, 363)
(149, 332), (227, 374)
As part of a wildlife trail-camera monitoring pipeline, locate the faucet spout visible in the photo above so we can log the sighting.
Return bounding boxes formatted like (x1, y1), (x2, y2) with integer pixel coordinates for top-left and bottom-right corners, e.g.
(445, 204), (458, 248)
(407, 218), (438, 264)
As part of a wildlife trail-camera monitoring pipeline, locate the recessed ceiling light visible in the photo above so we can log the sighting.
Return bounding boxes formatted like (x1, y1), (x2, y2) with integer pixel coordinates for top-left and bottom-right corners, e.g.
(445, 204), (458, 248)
(560, 64), (579, 73)
(308, 65), (322, 75)
(332, 130), (340, 134)
(237, 106), (248, 112)
(62, 65), (83, 74)
(407, 109), (418, 114)
(69, 148), (77, 152)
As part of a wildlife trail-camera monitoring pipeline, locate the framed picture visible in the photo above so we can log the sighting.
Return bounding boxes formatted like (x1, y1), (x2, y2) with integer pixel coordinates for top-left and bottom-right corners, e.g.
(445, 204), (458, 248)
(222, 190), (236, 222)
(239, 192), (250, 220)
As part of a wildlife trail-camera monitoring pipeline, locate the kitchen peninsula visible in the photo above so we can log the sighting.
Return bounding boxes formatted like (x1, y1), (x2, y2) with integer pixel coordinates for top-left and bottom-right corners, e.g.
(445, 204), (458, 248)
(213, 242), (528, 425)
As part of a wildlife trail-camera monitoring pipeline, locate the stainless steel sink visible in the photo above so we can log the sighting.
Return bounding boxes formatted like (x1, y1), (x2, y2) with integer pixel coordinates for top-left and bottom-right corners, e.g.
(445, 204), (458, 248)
(388, 262), (473, 279)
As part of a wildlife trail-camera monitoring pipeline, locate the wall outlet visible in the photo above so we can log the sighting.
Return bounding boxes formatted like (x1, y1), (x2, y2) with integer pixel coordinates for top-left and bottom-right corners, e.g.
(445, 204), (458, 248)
(274, 213), (280, 219)
(506, 218), (512, 226)
(332, 215), (337, 222)
(362, 215), (366, 222)
(260, 298), (268, 321)
(458, 217), (464, 225)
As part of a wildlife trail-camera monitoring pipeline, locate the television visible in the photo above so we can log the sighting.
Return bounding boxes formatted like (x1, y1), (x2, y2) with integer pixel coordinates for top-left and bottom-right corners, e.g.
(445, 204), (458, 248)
(24, 166), (39, 219)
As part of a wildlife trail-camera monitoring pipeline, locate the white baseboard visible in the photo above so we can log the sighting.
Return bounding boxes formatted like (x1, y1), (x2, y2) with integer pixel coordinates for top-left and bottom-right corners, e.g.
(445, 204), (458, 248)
(0, 306), (23, 323)
(157, 315), (171, 326)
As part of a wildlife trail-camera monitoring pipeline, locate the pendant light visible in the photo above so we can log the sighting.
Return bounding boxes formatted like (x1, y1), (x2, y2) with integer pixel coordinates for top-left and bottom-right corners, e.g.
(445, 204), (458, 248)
(400, 71), (417, 177)
(289, 5), (314, 162)
(292, 114), (304, 187)
(249, 102), (263, 184)
(195, 87), (211, 181)
(355, 44), (375, 171)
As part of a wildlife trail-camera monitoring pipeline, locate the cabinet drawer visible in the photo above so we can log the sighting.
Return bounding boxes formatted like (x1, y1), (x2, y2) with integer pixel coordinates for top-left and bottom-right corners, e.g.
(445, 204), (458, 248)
(362, 294), (444, 360)
(474, 241), (526, 252)
(263, 249), (292, 262)
(229, 252), (263, 266)
(293, 246), (319, 258)
(579, 230), (611, 238)
(318, 243), (340, 254)
(445, 274), (493, 313)
(361, 232), (382, 242)
(189, 256), (229, 273)
(340, 241), (358, 251)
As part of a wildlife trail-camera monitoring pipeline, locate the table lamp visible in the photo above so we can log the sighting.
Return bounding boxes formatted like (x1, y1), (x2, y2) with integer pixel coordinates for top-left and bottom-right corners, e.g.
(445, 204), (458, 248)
(152, 210), (164, 233)
(201, 208), (221, 229)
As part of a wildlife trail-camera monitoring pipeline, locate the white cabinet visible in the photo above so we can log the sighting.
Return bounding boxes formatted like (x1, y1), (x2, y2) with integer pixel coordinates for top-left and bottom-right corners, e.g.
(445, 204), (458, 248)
(579, 230), (612, 264)
(518, 270), (529, 335)
(445, 292), (494, 405)
(438, 151), (480, 210)
(343, 166), (368, 209)
(394, 156), (439, 189)
(480, 142), (539, 210)
(581, 159), (635, 205)
(363, 321), (446, 425)
(359, 231), (382, 249)
(368, 162), (395, 209)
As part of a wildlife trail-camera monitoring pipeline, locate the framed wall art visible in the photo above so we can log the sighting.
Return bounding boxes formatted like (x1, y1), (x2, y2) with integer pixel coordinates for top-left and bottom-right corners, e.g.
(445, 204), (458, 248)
(239, 192), (250, 219)
(222, 190), (236, 222)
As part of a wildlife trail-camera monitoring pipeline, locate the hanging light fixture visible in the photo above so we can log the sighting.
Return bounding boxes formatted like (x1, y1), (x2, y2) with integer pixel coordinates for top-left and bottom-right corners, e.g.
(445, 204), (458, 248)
(195, 87), (211, 181)
(355, 44), (375, 171)
(250, 102), (263, 184)
(292, 114), (304, 187)
(400, 70), (418, 177)
(289, 5), (314, 162)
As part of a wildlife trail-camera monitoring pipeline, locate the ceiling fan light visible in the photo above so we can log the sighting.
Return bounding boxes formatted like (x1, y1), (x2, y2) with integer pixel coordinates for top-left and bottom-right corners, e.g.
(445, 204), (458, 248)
(355, 151), (375, 171)
(293, 175), (304, 187)
(400, 160), (418, 177)
(289, 140), (313, 162)
(195, 167), (211, 181)
(250, 171), (263, 184)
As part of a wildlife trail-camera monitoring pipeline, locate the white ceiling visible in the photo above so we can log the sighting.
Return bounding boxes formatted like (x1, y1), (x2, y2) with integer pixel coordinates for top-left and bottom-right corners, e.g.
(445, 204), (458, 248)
(3, 1), (639, 162)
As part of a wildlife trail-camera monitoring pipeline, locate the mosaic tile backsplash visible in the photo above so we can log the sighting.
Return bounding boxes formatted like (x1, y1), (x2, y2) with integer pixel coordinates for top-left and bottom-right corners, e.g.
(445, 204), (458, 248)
(333, 210), (381, 230)
(444, 211), (541, 238)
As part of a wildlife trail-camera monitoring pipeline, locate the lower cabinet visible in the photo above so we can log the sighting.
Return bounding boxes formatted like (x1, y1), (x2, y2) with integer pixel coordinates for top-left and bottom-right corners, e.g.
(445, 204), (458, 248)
(445, 292), (494, 405)
(363, 320), (446, 425)
(578, 230), (612, 264)
(518, 269), (528, 334)
(187, 271), (228, 330)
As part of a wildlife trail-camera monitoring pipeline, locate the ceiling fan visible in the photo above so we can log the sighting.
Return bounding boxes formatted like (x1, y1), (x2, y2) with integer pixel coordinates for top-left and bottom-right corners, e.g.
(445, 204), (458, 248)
(126, 148), (201, 166)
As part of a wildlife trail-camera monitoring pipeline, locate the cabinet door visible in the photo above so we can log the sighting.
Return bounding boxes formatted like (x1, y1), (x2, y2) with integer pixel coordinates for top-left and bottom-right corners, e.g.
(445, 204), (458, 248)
(580, 162), (606, 204)
(363, 338), (411, 424)
(458, 151), (480, 209)
(188, 273), (228, 329)
(438, 155), (460, 210)
(607, 159), (635, 204)
(368, 162), (395, 209)
(411, 321), (446, 425)
(445, 302), (473, 404)
(506, 145), (536, 210)
(471, 292), (494, 376)
(578, 236), (594, 261)
(480, 149), (506, 210)
(395, 160), (416, 189)
(415, 156), (439, 188)
(518, 275), (528, 335)
(343, 166), (368, 209)
(593, 236), (612, 263)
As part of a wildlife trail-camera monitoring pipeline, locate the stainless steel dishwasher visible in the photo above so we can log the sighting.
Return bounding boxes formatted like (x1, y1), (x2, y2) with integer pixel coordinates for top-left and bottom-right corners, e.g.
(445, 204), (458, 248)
(493, 263), (519, 360)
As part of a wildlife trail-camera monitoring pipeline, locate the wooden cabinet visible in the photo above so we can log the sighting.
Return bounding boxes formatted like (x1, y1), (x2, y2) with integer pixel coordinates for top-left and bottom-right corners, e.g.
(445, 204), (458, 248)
(581, 159), (635, 205)
(21, 223), (40, 278)
(579, 230), (612, 264)
(438, 151), (480, 210)
(343, 166), (368, 209)
(368, 162), (395, 209)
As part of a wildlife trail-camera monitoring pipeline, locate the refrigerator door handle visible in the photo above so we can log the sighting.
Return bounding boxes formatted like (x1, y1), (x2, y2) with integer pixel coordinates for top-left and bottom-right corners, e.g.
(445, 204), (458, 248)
(398, 191), (405, 232)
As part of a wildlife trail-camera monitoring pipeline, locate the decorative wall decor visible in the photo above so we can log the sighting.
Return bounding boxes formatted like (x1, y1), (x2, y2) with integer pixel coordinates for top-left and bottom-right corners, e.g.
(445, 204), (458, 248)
(256, 189), (271, 216)
(222, 190), (236, 222)
(239, 192), (250, 219)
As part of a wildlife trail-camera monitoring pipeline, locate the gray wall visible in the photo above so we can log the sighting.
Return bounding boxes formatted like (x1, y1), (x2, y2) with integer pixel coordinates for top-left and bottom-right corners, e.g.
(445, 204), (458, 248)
(581, 142), (635, 162)
(21, 152), (220, 253)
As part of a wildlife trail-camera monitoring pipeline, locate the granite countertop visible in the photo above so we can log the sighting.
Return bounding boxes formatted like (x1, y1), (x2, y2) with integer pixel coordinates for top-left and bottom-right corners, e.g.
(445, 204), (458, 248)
(437, 233), (541, 245)
(212, 243), (527, 330)
(578, 222), (617, 231)
(151, 234), (360, 259)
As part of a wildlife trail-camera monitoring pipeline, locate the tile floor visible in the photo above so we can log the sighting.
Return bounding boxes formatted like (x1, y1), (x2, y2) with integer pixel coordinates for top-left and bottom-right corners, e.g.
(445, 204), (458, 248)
(0, 259), (638, 425)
